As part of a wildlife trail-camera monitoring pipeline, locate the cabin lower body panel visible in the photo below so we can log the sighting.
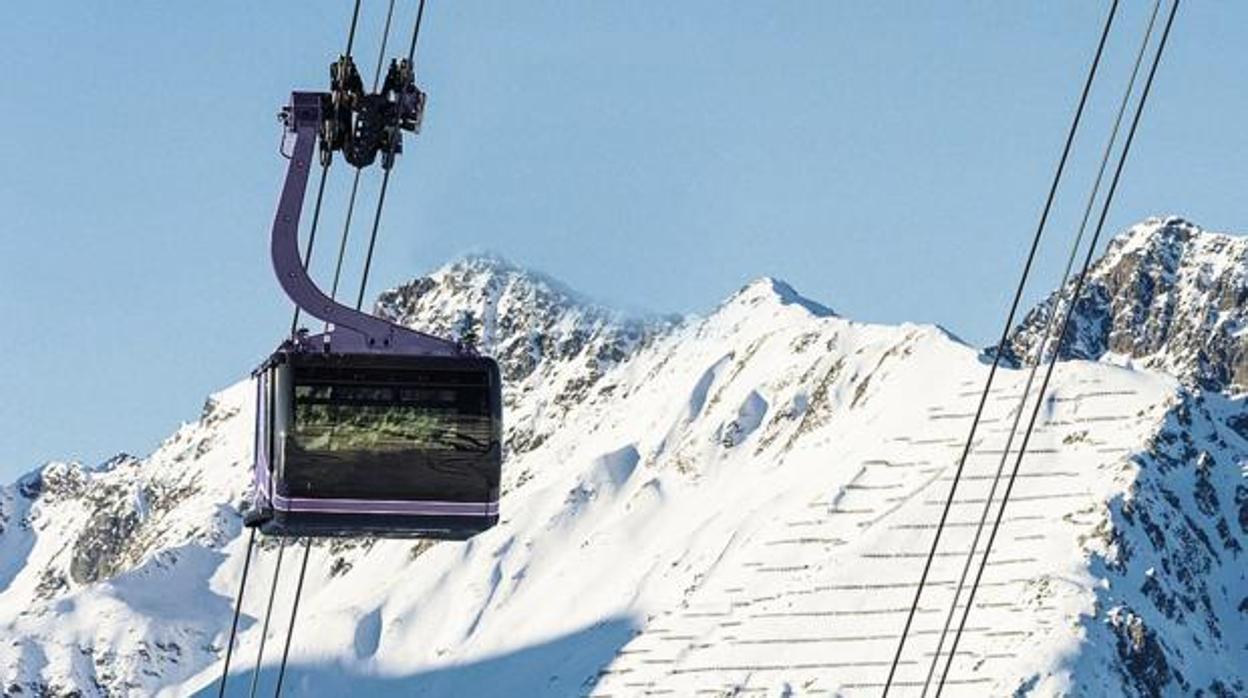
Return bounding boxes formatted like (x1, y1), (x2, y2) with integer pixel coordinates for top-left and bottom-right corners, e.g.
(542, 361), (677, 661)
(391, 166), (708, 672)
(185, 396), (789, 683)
(249, 495), (498, 540)
(257, 509), (498, 540)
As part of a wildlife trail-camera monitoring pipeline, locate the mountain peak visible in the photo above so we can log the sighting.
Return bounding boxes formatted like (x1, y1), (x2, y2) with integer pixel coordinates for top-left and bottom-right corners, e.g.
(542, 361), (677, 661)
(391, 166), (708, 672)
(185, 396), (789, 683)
(424, 251), (609, 314)
(443, 250), (527, 278)
(1102, 216), (1199, 260)
(723, 277), (835, 318)
(375, 257), (673, 456)
(443, 250), (508, 274)
(1005, 217), (1248, 392)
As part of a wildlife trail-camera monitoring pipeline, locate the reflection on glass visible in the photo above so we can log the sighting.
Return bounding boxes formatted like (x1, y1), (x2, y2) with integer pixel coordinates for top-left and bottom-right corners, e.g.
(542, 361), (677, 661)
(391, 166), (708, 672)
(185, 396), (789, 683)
(282, 367), (499, 501)
(292, 384), (491, 454)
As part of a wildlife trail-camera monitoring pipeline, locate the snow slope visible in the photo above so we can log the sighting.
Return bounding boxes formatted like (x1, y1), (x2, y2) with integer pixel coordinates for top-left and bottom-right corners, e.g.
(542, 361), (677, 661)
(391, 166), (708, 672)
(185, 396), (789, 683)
(1, 222), (1245, 697)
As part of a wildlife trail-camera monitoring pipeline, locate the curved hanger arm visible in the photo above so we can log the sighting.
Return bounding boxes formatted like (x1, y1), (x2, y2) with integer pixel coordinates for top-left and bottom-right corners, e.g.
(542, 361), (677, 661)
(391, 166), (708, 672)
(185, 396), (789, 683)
(272, 92), (459, 356)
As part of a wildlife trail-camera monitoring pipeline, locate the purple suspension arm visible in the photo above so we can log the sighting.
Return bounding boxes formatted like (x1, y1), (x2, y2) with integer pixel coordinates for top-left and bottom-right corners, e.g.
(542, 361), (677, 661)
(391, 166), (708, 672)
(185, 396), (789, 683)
(272, 92), (460, 356)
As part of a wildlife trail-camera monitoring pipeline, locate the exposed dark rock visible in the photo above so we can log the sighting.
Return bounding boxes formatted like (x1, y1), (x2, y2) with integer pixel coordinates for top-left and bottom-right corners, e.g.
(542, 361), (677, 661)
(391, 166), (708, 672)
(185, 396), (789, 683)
(1140, 575), (1177, 621)
(376, 254), (675, 458)
(1225, 412), (1248, 443)
(1003, 218), (1248, 393)
(1215, 518), (1242, 555)
(70, 498), (143, 585)
(1079, 387), (1246, 696)
(1110, 611), (1171, 698)
(33, 567), (68, 601)
(328, 557), (352, 577)
(1236, 484), (1248, 535)
(35, 463), (87, 502)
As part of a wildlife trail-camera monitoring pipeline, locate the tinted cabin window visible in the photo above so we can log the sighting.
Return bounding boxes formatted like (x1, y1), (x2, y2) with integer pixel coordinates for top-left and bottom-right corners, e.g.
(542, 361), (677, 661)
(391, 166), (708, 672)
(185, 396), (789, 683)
(292, 384), (492, 454)
(283, 364), (498, 501)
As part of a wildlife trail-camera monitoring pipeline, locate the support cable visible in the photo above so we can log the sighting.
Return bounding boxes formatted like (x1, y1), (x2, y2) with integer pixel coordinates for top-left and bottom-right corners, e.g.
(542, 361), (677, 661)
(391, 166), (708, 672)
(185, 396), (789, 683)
(372, 0), (398, 90)
(292, 0), (364, 332)
(879, 2), (1119, 694)
(356, 168), (392, 310)
(355, 0), (427, 312)
(921, 1), (1163, 693)
(225, 4), (359, 696)
(290, 162), (332, 335)
(247, 540), (288, 698)
(273, 5), (406, 694)
(934, 3), (1179, 695)
(344, 0), (363, 58)
(407, 0), (428, 63)
(273, 539), (312, 698)
(328, 171), (364, 301)
(326, 0), (399, 314)
(290, 0), (361, 332)
(217, 528), (257, 698)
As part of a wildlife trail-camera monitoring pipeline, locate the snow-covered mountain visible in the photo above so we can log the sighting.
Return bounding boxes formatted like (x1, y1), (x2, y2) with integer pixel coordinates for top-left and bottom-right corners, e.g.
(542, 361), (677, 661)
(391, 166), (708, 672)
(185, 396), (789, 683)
(1, 220), (1244, 697)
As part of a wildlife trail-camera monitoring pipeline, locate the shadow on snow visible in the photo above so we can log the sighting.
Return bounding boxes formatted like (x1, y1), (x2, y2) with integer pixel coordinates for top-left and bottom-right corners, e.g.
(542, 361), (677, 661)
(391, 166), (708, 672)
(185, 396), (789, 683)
(203, 615), (637, 698)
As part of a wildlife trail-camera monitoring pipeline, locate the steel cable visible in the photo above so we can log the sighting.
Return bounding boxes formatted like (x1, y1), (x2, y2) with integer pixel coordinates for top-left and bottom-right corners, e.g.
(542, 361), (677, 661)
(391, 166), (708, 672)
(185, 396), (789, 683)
(216, 528), (257, 698)
(355, 0), (427, 312)
(372, 0), (398, 90)
(934, 3), (1180, 695)
(325, 0), (399, 320)
(879, 2), (1120, 694)
(406, 0), (428, 63)
(273, 539), (312, 697)
(229, 4), (362, 695)
(289, 162), (331, 335)
(247, 540), (288, 698)
(920, 2), (1164, 693)
(273, 4), (407, 693)
(289, 0), (361, 333)
(344, 0), (363, 58)
(356, 168), (392, 311)
(328, 170), (363, 301)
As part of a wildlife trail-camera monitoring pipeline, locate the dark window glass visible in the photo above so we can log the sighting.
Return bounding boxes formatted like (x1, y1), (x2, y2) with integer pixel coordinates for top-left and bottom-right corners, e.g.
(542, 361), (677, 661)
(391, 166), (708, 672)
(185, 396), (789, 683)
(282, 363), (499, 501)
(292, 383), (491, 454)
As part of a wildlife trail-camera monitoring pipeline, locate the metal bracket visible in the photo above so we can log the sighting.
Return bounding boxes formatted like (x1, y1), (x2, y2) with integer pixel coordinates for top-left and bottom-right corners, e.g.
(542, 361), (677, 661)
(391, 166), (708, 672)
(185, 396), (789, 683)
(271, 91), (460, 356)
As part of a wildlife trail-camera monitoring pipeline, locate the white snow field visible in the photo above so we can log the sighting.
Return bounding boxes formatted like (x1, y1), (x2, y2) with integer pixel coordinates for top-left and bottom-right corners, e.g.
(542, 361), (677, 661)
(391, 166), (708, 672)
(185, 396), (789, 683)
(1, 218), (1244, 697)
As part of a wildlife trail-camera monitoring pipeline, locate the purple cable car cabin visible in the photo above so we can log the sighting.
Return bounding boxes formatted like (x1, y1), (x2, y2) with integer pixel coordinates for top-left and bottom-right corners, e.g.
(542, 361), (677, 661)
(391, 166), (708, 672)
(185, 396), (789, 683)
(245, 91), (502, 540)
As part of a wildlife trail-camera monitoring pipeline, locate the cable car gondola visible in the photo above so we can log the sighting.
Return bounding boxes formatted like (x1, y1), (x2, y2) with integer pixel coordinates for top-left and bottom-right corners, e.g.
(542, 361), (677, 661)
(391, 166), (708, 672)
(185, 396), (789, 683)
(218, 14), (504, 696)
(244, 87), (502, 541)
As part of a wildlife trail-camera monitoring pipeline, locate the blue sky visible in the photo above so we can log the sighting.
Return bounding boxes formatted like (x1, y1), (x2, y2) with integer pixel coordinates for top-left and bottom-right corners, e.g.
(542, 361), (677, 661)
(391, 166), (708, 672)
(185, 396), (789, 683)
(1, 2), (1245, 479)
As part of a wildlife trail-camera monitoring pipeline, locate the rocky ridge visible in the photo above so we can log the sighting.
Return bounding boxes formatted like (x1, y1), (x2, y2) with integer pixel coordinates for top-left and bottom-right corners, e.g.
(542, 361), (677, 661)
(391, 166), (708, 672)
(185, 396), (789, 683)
(375, 253), (676, 459)
(1004, 217), (1248, 393)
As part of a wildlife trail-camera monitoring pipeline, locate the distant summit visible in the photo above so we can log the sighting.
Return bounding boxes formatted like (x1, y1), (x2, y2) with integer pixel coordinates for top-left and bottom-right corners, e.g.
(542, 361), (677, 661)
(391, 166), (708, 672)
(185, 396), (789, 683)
(376, 253), (674, 454)
(721, 277), (836, 318)
(1004, 217), (1248, 393)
